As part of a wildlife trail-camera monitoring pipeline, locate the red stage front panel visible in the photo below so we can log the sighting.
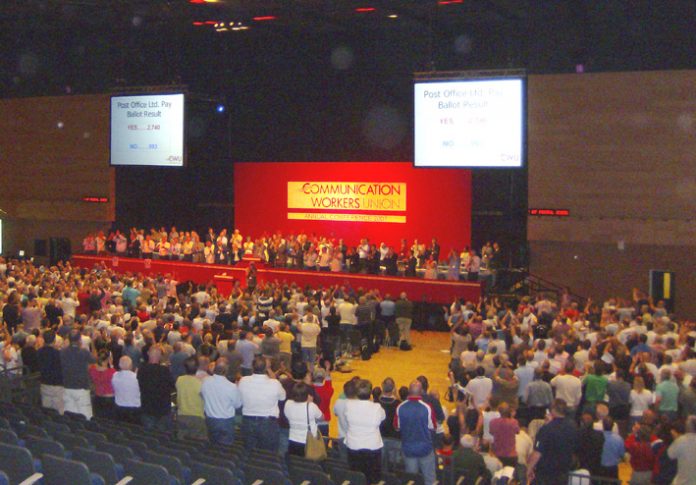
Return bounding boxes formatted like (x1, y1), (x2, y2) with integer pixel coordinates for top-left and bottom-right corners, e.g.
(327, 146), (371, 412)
(234, 162), (471, 255)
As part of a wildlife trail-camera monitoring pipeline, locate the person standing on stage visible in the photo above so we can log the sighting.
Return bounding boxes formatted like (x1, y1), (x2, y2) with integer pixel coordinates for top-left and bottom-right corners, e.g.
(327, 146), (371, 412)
(467, 250), (481, 281)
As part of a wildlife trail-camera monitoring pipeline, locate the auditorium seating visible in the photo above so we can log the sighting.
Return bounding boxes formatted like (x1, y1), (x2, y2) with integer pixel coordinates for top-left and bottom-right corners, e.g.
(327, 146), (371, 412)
(0, 399), (461, 484)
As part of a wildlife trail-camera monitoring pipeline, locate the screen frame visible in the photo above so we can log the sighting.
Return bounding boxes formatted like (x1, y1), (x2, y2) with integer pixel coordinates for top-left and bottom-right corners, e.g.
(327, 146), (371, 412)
(413, 74), (527, 169)
(109, 92), (187, 168)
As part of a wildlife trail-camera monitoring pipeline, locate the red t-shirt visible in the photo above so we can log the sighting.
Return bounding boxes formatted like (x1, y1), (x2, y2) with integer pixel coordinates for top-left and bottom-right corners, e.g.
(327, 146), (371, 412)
(77, 292), (90, 316)
(314, 380), (334, 421)
(89, 366), (116, 397)
(489, 417), (520, 458)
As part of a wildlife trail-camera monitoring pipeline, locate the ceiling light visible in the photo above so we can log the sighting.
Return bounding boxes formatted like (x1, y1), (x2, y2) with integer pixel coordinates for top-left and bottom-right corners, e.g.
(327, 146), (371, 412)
(388, 14), (398, 18)
(355, 7), (377, 13)
(253, 16), (277, 21)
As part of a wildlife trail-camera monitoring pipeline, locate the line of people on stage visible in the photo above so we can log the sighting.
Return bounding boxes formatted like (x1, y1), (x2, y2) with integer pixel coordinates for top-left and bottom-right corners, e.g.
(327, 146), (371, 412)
(82, 227), (502, 280)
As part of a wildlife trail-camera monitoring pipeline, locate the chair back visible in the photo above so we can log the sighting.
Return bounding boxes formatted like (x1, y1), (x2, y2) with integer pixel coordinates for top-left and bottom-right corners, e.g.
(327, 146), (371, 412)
(95, 441), (137, 464)
(0, 442), (38, 484)
(41, 454), (93, 485)
(53, 431), (91, 450)
(0, 429), (19, 446)
(24, 435), (66, 459)
(329, 466), (367, 485)
(73, 446), (120, 484)
(190, 462), (238, 485)
(245, 464), (287, 485)
(140, 450), (186, 482)
(124, 458), (172, 485)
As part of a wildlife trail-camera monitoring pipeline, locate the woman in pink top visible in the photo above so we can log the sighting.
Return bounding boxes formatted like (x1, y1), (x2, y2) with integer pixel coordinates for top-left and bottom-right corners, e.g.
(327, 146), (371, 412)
(89, 351), (116, 418)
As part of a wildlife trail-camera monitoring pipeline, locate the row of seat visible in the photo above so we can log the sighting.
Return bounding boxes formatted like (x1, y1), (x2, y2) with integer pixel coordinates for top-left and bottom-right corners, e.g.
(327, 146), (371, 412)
(0, 401), (432, 485)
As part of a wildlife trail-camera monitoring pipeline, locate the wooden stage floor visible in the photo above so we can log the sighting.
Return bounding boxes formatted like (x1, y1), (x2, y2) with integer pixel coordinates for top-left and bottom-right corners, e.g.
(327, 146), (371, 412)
(327, 330), (452, 438)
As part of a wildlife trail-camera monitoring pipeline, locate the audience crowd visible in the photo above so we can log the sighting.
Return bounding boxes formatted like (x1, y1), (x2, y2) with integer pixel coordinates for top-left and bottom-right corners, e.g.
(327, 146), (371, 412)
(0, 255), (695, 485)
(82, 227), (504, 280)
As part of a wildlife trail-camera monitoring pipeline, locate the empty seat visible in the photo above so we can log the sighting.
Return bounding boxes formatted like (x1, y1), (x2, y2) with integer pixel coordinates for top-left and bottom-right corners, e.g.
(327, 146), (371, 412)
(190, 462), (240, 485)
(41, 453), (105, 485)
(53, 431), (91, 450)
(396, 470), (425, 485)
(0, 418), (10, 429)
(329, 467), (367, 485)
(95, 442), (137, 464)
(13, 423), (48, 440)
(43, 420), (71, 435)
(0, 443), (43, 484)
(24, 435), (66, 459)
(0, 429), (20, 446)
(124, 458), (175, 485)
(140, 450), (190, 484)
(0, 470), (9, 485)
(288, 455), (324, 472)
(73, 447), (123, 484)
(245, 464), (290, 485)
(77, 430), (109, 444)
(288, 466), (335, 485)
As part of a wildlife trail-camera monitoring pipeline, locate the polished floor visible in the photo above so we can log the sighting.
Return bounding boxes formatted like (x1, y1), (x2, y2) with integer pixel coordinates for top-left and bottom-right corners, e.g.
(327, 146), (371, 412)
(327, 330), (453, 438)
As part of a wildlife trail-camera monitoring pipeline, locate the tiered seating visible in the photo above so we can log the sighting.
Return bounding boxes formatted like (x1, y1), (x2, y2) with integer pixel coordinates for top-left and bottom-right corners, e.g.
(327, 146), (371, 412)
(0, 400), (432, 485)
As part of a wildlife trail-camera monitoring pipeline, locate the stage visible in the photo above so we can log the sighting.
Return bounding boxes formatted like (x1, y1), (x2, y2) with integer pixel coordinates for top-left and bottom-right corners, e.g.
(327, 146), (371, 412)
(71, 255), (483, 303)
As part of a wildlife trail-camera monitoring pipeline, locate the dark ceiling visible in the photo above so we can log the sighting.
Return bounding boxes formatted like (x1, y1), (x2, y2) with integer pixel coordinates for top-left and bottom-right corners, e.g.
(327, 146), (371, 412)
(2, 0), (696, 100)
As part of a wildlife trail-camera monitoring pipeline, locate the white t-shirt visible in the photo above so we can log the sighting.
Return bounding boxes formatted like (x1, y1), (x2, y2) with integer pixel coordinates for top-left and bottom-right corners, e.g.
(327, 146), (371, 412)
(344, 400), (386, 451)
(338, 302), (356, 325)
(629, 389), (654, 417)
(284, 400), (323, 444)
(550, 374), (582, 408)
(464, 376), (493, 408)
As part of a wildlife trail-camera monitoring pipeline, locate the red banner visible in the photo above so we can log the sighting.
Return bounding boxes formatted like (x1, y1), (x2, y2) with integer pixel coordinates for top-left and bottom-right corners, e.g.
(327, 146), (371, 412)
(234, 162), (472, 255)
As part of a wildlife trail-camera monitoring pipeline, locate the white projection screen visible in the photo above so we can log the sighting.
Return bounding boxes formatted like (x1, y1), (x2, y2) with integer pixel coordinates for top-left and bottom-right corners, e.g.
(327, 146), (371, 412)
(110, 93), (185, 166)
(414, 77), (525, 168)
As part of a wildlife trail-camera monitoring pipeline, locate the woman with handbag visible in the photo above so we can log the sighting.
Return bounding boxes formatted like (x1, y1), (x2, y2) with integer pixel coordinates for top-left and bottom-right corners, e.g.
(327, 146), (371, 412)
(283, 382), (325, 457)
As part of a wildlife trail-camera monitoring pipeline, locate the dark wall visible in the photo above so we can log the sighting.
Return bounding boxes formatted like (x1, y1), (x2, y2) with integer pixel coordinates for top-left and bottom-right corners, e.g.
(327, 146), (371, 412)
(2, 2), (694, 254)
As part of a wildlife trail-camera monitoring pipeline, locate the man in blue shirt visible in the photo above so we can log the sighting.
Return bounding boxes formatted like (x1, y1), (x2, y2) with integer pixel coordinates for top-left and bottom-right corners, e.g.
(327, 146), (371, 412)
(394, 381), (437, 485)
(599, 417), (625, 480)
(236, 331), (259, 376)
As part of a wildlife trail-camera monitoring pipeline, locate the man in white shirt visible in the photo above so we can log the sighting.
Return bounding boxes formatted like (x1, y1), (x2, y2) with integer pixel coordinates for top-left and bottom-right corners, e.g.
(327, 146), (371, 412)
(463, 367), (493, 408)
(112, 355), (141, 423)
(338, 297), (357, 332)
(238, 357), (287, 452)
(550, 362), (583, 415)
(201, 360), (242, 445)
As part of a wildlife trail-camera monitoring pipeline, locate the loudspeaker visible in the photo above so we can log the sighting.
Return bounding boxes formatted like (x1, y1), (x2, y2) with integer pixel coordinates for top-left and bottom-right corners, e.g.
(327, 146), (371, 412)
(49, 237), (71, 265)
(34, 239), (47, 257)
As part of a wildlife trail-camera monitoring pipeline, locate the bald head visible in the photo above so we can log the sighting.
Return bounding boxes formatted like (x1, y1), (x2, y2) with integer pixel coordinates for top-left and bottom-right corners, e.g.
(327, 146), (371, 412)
(119, 355), (133, 371)
(148, 346), (162, 364)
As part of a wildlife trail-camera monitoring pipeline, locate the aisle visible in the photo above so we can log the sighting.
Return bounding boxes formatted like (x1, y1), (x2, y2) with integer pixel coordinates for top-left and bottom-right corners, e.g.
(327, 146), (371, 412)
(327, 330), (452, 438)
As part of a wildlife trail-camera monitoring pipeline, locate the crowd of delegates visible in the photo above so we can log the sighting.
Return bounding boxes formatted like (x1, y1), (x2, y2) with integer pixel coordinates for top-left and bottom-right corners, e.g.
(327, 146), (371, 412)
(443, 290), (696, 485)
(0, 256), (453, 484)
(82, 227), (504, 280)
(2, 255), (695, 485)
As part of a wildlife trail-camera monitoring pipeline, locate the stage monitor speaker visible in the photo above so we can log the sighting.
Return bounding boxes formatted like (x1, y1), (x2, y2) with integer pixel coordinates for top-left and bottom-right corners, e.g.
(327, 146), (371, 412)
(49, 237), (71, 265)
(34, 239), (47, 257)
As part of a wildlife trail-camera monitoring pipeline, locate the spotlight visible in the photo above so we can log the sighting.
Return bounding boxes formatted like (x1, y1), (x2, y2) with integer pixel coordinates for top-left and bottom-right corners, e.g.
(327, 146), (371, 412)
(216, 104), (225, 113)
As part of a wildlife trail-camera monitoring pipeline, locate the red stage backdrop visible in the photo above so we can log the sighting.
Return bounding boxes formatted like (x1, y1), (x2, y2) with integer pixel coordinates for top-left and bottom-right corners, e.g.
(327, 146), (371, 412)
(234, 162), (471, 254)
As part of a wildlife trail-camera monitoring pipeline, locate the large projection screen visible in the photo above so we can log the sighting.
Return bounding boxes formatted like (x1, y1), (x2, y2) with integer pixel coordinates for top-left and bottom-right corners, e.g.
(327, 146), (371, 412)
(414, 77), (525, 168)
(110, 93), (185, 166)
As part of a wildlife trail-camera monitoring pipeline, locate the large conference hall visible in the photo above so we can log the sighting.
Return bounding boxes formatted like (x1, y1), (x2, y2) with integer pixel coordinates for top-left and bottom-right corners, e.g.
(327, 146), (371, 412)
(0, 1), (695, 485)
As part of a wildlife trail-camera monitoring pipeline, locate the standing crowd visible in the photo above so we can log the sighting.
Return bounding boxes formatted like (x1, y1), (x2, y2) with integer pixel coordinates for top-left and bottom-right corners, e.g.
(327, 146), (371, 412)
(82, 226), (503, 280)
(1, 255), (694, 485)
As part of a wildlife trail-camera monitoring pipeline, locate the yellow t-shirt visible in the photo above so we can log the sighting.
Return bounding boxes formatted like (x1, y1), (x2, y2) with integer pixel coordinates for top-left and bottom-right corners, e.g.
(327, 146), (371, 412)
(277, 331), (295, 354)
(176, 375), (204, 417)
